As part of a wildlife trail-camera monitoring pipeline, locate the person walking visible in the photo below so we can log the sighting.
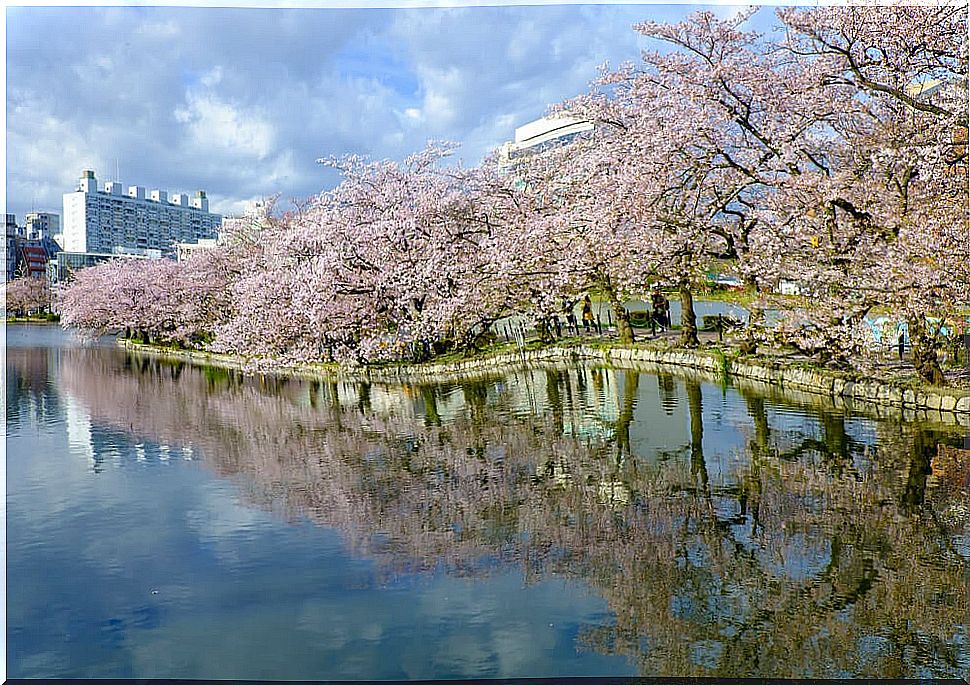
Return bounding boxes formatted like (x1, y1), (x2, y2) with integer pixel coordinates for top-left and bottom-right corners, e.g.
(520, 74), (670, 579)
(563, 299), (579, 336)
(581, 295), (594, 334)
(651, 289), (667, 331)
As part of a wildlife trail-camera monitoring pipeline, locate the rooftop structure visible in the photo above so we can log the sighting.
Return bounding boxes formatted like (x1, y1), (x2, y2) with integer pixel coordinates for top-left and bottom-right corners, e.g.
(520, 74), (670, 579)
(498, 115), (595, 165)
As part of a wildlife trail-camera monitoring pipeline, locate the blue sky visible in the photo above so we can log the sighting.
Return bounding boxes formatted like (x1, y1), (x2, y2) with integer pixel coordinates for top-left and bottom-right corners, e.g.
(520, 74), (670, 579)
(5, 3), (781, 221)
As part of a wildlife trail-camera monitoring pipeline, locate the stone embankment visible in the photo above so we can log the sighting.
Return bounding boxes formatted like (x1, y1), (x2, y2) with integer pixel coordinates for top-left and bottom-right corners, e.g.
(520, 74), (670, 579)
(122, 340), (970, 425)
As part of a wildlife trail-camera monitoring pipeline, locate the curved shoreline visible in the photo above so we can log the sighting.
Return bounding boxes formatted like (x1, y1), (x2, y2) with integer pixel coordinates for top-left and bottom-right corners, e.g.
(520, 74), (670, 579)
(120, 339), (970, 424)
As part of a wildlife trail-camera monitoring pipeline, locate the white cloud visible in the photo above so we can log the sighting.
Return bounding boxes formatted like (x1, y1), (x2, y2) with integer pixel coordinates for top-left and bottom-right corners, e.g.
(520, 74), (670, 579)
(415, 65), (463, 129)
(174, 93), (276, 160)
(135, 19), (181, 38)
(200, 66), (224, 88)
(5, 5), (778, 221)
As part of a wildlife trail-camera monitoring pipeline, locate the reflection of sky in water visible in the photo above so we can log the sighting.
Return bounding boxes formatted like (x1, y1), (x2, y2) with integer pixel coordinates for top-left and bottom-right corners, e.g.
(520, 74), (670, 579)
(6, 326), (969, 679)
(8, 411), (630, 679)
(6, 329), (632, 679)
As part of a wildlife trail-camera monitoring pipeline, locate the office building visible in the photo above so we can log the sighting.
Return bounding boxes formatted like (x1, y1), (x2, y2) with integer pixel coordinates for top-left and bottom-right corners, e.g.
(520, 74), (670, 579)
(62, 170), (221, 257)
(6, 215), (19, 281)
(25, 212), (61, 241)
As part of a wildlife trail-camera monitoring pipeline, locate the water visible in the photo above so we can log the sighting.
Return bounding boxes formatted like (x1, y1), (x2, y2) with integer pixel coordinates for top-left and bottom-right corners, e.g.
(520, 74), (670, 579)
(6, 324), (970, 679)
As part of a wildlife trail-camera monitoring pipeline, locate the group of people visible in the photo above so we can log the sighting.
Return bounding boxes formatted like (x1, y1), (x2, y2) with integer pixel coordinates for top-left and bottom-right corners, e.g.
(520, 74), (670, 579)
(561, 295), (598, 335)
(558, 291), (671, 336)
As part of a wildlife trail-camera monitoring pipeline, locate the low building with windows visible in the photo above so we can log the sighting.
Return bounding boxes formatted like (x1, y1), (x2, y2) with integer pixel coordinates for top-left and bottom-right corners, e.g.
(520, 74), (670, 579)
(174, 238), (219, 263)
(50, 250), (157, 284)
(5, 212), (62, 280)
(19, 241), (54, 279)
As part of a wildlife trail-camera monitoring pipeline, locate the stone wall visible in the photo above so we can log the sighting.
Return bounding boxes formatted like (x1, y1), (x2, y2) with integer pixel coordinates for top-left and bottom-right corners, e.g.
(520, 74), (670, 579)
(122, 340), (970, 424)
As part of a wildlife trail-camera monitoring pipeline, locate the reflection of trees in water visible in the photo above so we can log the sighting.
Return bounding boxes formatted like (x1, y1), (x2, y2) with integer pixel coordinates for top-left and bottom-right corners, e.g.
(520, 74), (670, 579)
(61, 348), (969, 677)
(687, 379), (709, 493)
(576, 442), (968, 676)
(7, 346), (61, 427)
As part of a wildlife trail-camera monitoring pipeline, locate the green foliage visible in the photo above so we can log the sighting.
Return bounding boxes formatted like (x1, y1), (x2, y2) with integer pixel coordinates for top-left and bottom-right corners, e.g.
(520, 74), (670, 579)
(710, 347), (732, 381)
(6, 313), (60, 323)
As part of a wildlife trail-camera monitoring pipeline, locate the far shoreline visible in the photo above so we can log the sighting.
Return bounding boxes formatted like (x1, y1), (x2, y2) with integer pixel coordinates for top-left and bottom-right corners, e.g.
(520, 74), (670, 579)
(6, 317), (60, 325)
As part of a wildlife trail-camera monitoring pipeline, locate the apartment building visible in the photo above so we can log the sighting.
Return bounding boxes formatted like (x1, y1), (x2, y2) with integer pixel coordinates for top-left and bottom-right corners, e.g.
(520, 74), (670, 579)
(62, 170), (221, 257)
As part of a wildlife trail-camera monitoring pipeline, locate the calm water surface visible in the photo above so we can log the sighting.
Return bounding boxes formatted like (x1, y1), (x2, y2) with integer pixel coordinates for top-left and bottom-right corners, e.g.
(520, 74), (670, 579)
(6, 324), (970, 679)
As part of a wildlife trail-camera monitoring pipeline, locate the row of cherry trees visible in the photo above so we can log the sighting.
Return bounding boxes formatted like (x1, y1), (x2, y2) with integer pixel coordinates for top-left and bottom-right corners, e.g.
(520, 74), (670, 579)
(547, 4), (968, 381)
(59, 5), (968, 382)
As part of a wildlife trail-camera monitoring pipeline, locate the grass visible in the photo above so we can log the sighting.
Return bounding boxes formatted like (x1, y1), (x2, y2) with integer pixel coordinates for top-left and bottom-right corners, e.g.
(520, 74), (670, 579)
(6, 314), (60, 323)
(709, 347), (733, 380)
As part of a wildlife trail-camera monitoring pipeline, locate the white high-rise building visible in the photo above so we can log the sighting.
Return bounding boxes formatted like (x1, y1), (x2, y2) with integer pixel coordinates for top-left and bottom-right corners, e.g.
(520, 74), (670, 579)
(62, 170), (221, 257)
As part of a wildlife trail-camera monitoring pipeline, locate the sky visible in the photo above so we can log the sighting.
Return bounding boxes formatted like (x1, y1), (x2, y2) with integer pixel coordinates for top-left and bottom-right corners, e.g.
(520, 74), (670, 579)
(4, 2), (782, 222)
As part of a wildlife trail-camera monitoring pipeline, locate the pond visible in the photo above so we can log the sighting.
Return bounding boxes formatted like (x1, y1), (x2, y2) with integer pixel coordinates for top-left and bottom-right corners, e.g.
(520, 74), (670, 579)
(6, 324), (970, 679)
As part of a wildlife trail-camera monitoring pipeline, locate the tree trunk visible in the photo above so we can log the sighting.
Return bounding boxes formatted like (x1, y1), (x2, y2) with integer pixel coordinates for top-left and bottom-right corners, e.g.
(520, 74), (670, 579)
(536, 317), (555, 344)
(739, 305), (764, 355)
(599, 277), (634, 343)
(679, 280), (699, 347)
(908, 316), (946, 386)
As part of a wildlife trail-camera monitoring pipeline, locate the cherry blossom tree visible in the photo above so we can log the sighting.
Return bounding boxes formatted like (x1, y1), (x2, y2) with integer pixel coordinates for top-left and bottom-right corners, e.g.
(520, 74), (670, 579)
(60, 259), (158, 339)
(552, 8), (845, 346)
(488, 126), (658, 344)
(213, 144), (512, 364)
(4, 275), (50, 317)
(759, 3), (969, 380)
(558, 5), (967, 369)
(60, 252), (232, 345)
